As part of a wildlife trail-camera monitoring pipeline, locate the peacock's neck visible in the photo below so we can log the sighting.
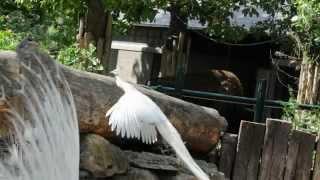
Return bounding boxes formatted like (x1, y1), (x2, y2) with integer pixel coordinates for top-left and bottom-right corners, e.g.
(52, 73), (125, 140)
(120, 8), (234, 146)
(115, 76), (135, 93)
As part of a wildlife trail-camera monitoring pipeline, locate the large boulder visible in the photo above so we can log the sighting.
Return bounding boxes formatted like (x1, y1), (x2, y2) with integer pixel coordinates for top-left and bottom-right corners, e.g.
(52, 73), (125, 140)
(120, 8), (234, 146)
(0, 50), (227, 154)
(112, 167), (159, 180)
(80, 134), (128, 178)
(124, 151), (225, 179)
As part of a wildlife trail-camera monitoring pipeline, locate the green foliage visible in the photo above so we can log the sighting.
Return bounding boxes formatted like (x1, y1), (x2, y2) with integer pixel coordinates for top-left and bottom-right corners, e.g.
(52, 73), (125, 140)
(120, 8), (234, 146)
(280, 0), (320, 134)
(105, 0), (158, 23)
(282, 91), (320, 134)
(281, 96), (299, 127)
(0, 30), (22, 50)
(58, 44), (103, 73)
(292, 0), (320, 52)
(167, 0), (292, 42)
(0, 0), (99, 73)
(282, 104), (320, 134)
(14, 0), (293, 43)
(0, 0), (77, 53)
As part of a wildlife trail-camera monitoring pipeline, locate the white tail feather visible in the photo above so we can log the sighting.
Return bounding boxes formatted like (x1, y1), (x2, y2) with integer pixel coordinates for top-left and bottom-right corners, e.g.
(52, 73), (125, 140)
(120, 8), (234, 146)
(156, 121), (210, 180)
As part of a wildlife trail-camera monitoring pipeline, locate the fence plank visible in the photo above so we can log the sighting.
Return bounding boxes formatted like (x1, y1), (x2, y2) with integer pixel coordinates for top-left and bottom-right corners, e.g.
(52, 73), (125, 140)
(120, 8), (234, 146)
(232, 121), (265, 180)
(284, 130), (316, 180)
(258, 119), (291, 180)
(313, 139), (320, 180)
(219, 133), (237, 179)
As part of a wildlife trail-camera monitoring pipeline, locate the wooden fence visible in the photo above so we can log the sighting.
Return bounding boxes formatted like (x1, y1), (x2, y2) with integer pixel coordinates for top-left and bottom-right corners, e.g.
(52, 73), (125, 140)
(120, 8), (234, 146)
(218, 119), (320, 180)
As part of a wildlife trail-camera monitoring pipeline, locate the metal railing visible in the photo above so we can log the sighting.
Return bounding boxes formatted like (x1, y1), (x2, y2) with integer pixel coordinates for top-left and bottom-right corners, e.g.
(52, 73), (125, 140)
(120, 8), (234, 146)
(150, 79), (320, 123)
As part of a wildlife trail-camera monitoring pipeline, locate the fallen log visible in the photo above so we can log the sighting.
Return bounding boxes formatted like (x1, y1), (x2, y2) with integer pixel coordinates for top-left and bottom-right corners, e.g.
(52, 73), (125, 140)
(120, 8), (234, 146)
(0, 49), (227, 153)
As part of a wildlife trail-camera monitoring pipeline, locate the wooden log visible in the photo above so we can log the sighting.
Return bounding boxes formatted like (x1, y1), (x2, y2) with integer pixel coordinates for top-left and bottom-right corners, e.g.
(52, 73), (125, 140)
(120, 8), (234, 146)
(313, 139), (320, 180)
(259, 119), (291, 180)
(218, 133), (237, 180)
(232, 121), (265, 180)
(0, 50), (227, 154)
(284, 130), (316, 180)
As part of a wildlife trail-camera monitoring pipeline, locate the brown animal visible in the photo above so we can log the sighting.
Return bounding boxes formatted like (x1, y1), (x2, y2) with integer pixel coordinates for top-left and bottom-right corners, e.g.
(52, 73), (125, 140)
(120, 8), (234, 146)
(158, 69), (244, 132)
(184, 70), (243, 96)
(158, 69), (243, 96)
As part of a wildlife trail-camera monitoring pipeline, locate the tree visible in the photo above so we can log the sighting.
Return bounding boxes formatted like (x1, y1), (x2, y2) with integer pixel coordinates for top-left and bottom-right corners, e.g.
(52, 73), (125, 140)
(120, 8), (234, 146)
(14, 0), (292, 74)
(15, 0), (160, 73)
(289, 0), (320, 105)
(293, 0), (320, 130)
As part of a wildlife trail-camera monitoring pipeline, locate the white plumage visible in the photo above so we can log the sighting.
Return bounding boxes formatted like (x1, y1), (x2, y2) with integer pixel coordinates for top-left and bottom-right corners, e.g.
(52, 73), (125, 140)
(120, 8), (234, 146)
(106, 70), (210, 180)
(106, 90), (159, 144)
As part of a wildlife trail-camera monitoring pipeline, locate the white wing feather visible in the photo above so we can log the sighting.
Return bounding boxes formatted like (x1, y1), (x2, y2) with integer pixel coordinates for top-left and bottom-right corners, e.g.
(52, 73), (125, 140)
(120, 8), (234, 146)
(106, 91), (160, 144)
(106, 85), (210, 180)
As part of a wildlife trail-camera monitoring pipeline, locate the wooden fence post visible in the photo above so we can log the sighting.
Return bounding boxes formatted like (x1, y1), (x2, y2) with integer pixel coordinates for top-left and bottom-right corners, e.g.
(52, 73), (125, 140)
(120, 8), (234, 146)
(284, 130), (316, 180)
(219, 133), (238, 179)
(258, 119), (291, 180)
(254, 79), (267, 123)
(233, 121), (265, 180)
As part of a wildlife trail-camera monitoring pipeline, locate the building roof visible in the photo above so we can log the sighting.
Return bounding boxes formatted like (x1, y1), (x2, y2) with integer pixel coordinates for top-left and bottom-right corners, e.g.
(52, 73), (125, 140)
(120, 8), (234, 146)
(137, 8), (280, 30)
(136, 10), (206, 30)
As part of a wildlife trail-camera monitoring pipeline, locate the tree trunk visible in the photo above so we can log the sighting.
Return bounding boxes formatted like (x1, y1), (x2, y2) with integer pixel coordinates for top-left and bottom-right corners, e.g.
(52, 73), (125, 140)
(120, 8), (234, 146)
(169, 3), (187, 36)
(160, 3), (190, 82)
(0, 51), (227, 154)
(77, 0), (112, 73)
(297, 61), (320, 105)
(77, 15), (86, 48)
(295, 54), (320, 129)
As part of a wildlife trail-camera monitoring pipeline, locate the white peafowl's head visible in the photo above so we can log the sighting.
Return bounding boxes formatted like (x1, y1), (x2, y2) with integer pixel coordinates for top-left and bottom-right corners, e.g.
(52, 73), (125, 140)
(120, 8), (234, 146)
(110, 68), (120, 77)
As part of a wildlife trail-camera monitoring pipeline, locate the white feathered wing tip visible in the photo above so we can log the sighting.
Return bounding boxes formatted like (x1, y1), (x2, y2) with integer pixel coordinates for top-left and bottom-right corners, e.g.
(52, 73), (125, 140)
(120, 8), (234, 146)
(106, 91), (158, 144)
(106, 79), (209, 180)
(157, 120), (210, 180)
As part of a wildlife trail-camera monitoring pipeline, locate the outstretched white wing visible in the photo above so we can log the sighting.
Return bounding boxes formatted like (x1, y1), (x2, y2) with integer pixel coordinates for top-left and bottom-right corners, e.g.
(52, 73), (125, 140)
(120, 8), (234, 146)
(106, 91), (162, 144)
(106, 87), (210, 180)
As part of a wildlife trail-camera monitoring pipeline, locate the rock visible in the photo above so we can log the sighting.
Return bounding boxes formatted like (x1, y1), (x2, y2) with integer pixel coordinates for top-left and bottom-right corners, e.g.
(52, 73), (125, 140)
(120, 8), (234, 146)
(80, 134), (128, 178)
(124, 151), (178, 171)
(0, 51), (227, 154)
(124, 150), (225, 179)
(79, 170), (94, 180)
(181, 159), (225, 179)
(112, 167), (159, 180)
(160, 172), (226, 180)
(158, 173), (198, 180)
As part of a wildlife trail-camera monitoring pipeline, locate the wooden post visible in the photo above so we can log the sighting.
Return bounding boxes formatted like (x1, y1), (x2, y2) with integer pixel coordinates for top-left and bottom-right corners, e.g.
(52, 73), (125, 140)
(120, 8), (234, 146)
(256, 68), (277, 118)
(77, 16), (85, 48)
(174, 32), (186, 95)
(258, 119), (291, 180)
(219, 133), (237, 179)
(233, 121), (265, 180)
(313, 139), (320, 180)
(254, 79), (267, 123)
(284, 130), (316, 180)
(102, 12), (112, 74)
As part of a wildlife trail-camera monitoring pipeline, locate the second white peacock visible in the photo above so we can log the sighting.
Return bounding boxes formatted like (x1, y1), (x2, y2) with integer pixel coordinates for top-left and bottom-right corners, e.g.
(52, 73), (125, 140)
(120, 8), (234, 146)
(106, 69), (210, 180)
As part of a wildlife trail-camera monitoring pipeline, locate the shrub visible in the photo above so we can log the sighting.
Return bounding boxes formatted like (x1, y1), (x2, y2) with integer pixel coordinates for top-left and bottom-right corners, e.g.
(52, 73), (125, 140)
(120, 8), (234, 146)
(57, 43), (103, 73)
(0, 30), (21, 50)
